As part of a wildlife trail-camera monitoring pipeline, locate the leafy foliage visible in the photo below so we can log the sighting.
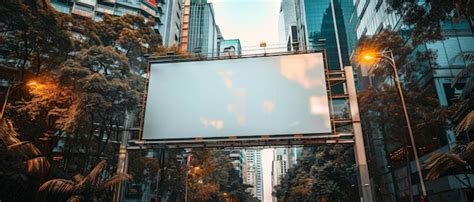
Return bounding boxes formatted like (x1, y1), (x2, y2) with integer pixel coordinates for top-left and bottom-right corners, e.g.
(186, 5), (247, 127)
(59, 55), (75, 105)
(387, 0), (474, 44)
(0, 1), (178, 200)
(154, 149), (256, 201)
(274, 145), (358, 201)
(38, 160), (131, 201)
(425, 141), (474, 180)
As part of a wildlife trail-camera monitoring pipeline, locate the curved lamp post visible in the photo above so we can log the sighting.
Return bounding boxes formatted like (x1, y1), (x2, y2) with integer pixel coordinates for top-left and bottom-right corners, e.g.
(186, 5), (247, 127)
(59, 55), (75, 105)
(358, 50), (427, 199)
(0, 80), (38, 119)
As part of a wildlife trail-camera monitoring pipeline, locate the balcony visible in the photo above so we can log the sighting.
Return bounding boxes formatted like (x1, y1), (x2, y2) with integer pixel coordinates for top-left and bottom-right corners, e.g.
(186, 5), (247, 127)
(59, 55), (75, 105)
(71, 6), (94, 18)
(51, 3), (71, 13)
(140, 2), (156, 16)
(96, 4), (114, 15)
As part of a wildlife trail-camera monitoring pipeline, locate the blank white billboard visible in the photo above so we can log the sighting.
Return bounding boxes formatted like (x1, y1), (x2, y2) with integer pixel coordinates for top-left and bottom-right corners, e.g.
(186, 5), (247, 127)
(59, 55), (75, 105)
(142, 53), (331, 140)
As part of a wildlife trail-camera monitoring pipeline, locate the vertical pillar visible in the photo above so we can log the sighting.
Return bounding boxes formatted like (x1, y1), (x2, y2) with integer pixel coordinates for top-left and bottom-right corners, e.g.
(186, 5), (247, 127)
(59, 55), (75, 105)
(345, 66), (373, 202)
(114, 111), (133, 202)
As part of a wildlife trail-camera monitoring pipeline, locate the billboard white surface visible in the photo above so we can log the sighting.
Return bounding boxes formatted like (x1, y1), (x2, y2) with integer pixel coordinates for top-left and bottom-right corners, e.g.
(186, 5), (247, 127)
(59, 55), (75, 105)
(142, 53), (331, 140)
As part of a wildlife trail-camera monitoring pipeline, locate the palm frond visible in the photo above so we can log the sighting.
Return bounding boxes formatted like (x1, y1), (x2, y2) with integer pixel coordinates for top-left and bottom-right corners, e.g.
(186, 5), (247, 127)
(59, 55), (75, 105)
(98, 173), (131, 192)
(25, 156), (51, 177)
(39, 179), (76, 194)
(80, 160), (107, 187)
(73, 174), (85, 182)
(451, 50), (474, 99)
(451, 64), (471, 86)
(446, 153), (467, 165)
(455, 110), (474, 135)
(460, 77), (473, 99)
(67, 195), (83, 202)
(425, 141), (474, 180)
(0, 119), (21, 146)
(424, 152), (459, 180)
(7, 141), (42, 159)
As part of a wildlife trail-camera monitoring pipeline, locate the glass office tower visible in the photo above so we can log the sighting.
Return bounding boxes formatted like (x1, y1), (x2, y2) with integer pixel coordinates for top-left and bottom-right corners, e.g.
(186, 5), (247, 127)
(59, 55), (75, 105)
(301, 0), (353, 70)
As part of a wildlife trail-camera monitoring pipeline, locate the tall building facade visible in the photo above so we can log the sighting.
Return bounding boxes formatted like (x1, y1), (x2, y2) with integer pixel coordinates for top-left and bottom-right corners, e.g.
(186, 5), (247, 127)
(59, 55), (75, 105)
(350, 0), (474, 201)
(290, 0), (354, 70)
(243, 149), (264, 201)
(278, 0), (297, 41)
(225, 149), (244, 177)
(271, 147), (302, 202)
(271, 148), (289, 202)
(180, 0), (219, 57)
(49, 0), (183, 47)
(160, 0), (183, 46)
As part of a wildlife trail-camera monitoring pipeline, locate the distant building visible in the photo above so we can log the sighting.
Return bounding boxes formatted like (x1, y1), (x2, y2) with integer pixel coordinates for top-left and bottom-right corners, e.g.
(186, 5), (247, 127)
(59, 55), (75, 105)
(180, 0), (219, 57)
(225, 149), (244, 177)
(271, 147), (302, 202)
(279, 0), (304, 51)
(271, 148), (289, 202)
(49, 0), (183, 47)
(243, 149), (264, 201)
(278, 0), (297, 40)
(219, 39), (242, 58)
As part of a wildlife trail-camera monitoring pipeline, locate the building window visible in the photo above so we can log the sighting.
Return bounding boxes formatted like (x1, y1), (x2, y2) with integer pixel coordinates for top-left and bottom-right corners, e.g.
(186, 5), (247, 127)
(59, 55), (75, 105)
(375, 0), (383, 12)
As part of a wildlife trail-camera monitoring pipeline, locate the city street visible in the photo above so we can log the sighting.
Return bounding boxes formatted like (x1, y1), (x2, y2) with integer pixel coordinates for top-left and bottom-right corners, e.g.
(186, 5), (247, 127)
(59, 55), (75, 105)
(0, 0), (473, 202)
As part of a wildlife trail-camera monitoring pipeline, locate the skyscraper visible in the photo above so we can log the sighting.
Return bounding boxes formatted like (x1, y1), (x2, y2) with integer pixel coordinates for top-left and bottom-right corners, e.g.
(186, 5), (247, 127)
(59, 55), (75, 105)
(271, 148), (289, 202)
(271, 147), (302, 201)
(180, 0), (219, 57)
(279, 0), (297, 41)
(160, 0), (183, 46)
(292, 0), (354, 70)
(243, 149), (264, 201)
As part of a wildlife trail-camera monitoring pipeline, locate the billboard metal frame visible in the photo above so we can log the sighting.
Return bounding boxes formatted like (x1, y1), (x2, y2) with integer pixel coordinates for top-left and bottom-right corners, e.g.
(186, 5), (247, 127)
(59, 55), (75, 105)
(133, 50), (353, 147)
(123, 50), (373, 201)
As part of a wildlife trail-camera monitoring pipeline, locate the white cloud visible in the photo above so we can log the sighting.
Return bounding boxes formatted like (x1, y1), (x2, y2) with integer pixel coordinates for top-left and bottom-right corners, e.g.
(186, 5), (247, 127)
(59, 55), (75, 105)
(289, 121), (300, 127)
(262, 101), (275, 113)
(200, 117), (224, 130)
(279, 56), (325, 89)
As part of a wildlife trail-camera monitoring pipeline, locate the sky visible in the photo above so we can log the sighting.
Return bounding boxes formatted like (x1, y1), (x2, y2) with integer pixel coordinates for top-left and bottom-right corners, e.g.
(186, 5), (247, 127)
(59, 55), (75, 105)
(207, 1), (283, 201)
(208, 0), (280, 201)
(209, 0), (284, 55)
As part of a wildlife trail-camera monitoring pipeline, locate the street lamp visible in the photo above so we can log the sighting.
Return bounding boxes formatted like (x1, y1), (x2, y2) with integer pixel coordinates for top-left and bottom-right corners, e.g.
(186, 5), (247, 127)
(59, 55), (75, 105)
(357, 49), (427, 198)
(185, 165), (201, 202)
(0, 80), (38, 119)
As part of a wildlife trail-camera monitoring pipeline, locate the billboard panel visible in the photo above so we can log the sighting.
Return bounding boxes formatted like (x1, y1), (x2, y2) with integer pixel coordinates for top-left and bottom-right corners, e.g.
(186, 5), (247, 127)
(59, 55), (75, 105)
(142, 53), (331, 140)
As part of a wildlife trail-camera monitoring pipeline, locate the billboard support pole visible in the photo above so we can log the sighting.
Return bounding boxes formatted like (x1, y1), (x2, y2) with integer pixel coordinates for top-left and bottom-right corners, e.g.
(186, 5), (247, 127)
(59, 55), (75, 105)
(344, 66), (373, 202)
(114, 111), (132, 202)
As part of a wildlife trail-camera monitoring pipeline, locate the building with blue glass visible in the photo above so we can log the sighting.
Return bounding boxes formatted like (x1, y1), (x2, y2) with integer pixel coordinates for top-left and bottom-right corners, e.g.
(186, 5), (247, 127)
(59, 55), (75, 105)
(291, 0), (354, 70)
(180, 0), (219, 57)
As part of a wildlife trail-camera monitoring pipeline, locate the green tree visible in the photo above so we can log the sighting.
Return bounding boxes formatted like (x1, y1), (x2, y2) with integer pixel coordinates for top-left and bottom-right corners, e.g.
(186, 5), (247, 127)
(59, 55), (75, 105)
(0, 0), (72, 78)
(388, 0), (474, 44)
(274, 145), (358, 202)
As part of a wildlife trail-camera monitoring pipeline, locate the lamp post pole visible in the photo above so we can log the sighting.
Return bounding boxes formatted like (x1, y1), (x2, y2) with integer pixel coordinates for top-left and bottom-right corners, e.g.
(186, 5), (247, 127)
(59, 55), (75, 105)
(0, 84), (12, 119)
(368, 50), (427, 198)
(185, 167), (189, 202)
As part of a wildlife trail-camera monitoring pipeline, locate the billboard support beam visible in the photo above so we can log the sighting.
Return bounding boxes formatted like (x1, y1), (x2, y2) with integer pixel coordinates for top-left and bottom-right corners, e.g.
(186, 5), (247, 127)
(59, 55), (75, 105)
(345, 66), (373, 202)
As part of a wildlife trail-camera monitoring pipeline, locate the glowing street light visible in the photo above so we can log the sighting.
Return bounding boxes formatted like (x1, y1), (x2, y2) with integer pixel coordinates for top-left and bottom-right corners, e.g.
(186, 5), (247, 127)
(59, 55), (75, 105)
(26, 81), (38, 86)
(185, 165), (202, 202)
(1, 80), (42, 119)
(355, 49), (427, 199)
